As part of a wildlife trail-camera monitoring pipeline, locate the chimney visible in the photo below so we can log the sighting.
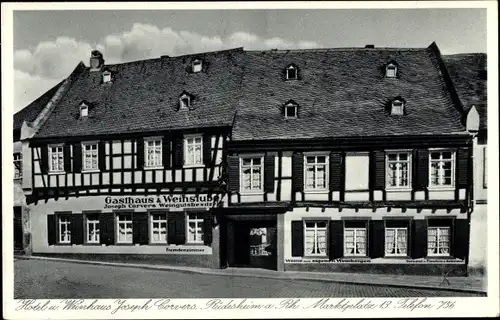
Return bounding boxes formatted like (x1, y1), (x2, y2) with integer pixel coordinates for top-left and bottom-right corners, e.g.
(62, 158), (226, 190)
(365, 45), (375, 48)
(90, 50), (105, 71)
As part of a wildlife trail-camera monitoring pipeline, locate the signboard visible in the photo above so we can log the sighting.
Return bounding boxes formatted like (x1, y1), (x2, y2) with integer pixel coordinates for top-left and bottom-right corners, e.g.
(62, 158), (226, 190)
(104, 194), (220, 210)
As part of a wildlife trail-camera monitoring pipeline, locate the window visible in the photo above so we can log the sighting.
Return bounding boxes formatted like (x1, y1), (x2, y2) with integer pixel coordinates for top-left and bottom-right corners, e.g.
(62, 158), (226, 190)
(429, 150), (455, 187)
(427, 227), (451, 256)
(387, 152), (411, 188)
(483, 146), (487, 188)
(187, 213), (204, 243)
(82, 142), (98, 171)
(284, 101), (298, 119)
(304, 221), (327, 256)
(241, 157), (263, 192)
(14, 153), (22, 179)
(344, 224), (367, 256)
(145, 139), (162, 168)
(192, 59), (203, 73)
(386, 63), (397, 78)
(49, 145), (64, 173)
(86, 213), (100, 243)
(150, 213), (167, 243)
(304, 155), (328, 191)
(285, 64), (298, 80)
(391, 100), (405, 115)
(116, 213), (133, 243)
(179, 94), (191, 110)
(80, 104), (89, 118)
(58, 216), (71, 244)
(184, 135), (203, 166)
(102, 70), (112, 83)
(385, 227), (408, 256)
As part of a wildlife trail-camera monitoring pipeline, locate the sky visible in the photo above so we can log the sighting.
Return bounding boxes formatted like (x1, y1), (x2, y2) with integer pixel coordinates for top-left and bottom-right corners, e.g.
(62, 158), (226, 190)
(13, 8), (487, 112)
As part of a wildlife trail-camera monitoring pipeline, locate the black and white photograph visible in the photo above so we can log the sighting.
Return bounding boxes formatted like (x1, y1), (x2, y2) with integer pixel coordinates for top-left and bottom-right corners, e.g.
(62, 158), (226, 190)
(2, 1), (498, 319)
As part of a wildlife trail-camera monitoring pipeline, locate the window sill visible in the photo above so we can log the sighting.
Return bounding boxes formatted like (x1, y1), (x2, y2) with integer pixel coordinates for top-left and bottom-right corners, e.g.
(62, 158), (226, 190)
(183, 164), (204, 169)
(144, 166), (164, 170)
(185, 242), (206, 246)
(427, 186), (455, 192)
(240, 191), (264, 196)
(48, 171), (65, 176)
(385, 188), (412, 192)
(82, 169), (101, 173)
(303, 189), (329, 195)
(149, 242), (168, 246)
(114, 242), (134, 246)
(302, 255), (329, 259)
(383, 255), (411, 259)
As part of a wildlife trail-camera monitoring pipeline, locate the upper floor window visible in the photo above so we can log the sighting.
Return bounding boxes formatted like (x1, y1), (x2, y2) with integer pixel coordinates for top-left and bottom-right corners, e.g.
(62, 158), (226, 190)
(241, 157), (263, 193)
(187, 213), (204, 244)
(391, 99), (405, 115)
(192, 59), (203, 73)
(304, 221), (327, 256)
(285, 64), (298, 80)
(179, 93), (191, 110)
(386, 151), (411, 189)
(429, 150), (455, 188)
(184, 135), (203, 167)
(49, 144), (64, 173)
(144, 138), (162, 168)
(58, 215), (71, 244)
(102, 70), (112, 83)
(304, 154), (328, 191)
(82, 142), (98, 171)
(80, 103), (89, 118)
(14, 153), (22, 179)
(284, 100), (298, 119)
(385, 62), (398, 78)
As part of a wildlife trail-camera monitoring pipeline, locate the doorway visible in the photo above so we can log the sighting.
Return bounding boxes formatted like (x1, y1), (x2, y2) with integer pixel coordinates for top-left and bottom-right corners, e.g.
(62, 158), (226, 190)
(14, 206), (23, 251)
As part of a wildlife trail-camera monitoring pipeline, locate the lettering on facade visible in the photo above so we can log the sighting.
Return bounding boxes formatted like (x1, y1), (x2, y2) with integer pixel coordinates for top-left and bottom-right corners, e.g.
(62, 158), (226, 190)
(103, 194), (220, 210)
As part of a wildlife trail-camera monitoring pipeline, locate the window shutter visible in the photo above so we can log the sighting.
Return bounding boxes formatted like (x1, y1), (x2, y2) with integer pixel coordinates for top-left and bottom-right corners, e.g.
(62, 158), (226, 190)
(47, 215), (56, 245)
(413, 149), (429, 190)
(40, 145), (49, 174)
(98, 141), (106, 171)
(133, 212), (149, 245)
(162, 135), (171, 169)
(99, 212), (115, 245)
(63, 144), (72, 172)
(203, 213), (212, 246)
(264, 155), (275, 193)
(373, 151), (386, 190)
(168, 212), (186, 245)
(457, 147), (470, 188)
(292, 153), (304, 192)
(70, 214), (84, 245)
(203, 134), (212, 166)
(227, 155), (240, 193)
(72, 143), (82, 173)
(329, 152), (342, 191)
(136, 138), (144, 170)
(453, 219), (469, 260)
(329, 220), (344, 259)
(411, 219), (427, 258)
(369, 220), (385, 258)
(173, 134), (184, 169)
(291, 220), (304, 257)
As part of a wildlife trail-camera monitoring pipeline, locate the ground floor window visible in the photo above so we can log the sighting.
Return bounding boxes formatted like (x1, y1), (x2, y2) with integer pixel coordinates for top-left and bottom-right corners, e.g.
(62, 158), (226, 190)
(116, 213), (133, 243)
(344, 221), (367, 256)
(385, 227), (408, 256)
(86, 213), (100, 243)
(151, 213), (168, 243)
(428, 226), (451, 256)
(304, 221), (327, 256)
(187, 213), (204, 243)
(58, 216), (71, 243)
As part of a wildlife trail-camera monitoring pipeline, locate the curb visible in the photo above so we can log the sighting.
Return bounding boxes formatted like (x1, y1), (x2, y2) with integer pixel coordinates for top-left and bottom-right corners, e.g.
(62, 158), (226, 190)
(15, 255), (486, 295)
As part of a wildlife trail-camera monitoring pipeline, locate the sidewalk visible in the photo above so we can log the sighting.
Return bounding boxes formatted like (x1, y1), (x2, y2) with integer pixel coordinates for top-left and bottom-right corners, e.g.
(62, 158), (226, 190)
(15, 255), (486, 294)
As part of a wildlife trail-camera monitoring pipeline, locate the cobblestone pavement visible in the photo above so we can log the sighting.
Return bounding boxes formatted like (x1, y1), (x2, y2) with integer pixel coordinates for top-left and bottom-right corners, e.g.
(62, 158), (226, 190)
(15, 259), (482, 299)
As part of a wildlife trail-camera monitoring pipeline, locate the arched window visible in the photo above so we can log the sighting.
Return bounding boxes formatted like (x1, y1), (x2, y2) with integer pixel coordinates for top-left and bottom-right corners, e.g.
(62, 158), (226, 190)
(391, 98), (405, 115)
(284, 100), (299, 119)
(386, 62), (398, 78)
(285, 64), (299, 80)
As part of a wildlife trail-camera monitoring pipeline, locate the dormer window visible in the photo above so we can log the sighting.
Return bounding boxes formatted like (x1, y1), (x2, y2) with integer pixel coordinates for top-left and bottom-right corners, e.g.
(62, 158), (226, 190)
(385, 62), (398, 78)
(192, 59), (203, 73)
(179, 92), (192, 110)
(80, 102), (89, 118)
(391, 99), (405, 115)
(285, 64), (298, 80)
(102, 70), (112, 83)
(284, 100), (298, 119)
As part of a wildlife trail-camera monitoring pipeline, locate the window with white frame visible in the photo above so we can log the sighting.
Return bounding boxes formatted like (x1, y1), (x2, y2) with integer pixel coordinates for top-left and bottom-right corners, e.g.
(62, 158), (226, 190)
(386, 63), (397, 78)
(427, 226), (451, 256)
(145, 139), (162, 168)
(179, 94), (191, 110)
(58, 216), (71, 243)
(14, 153), (22, 179)
(102, 70), (112, 83)
(86, 213), (100, 243)
(391, 99), (405, 115)
(385, 227), (408, 256)
(304, 155), (328, 191)
(192, 59), (203, 73)
(285, 64), (298, 80)
(116, 213), (133, 243)
(387, 152), (411, 188)
(151, 213), (167, 243)
(344, 225), (367, 256)
(184, 135), (203, 166)
(187, 213), (204, 243)
(82, 142), (98, 171)
(429, 150), (455, 187)
(304, 221), (327, 256)
(49, 145), (64, 173)
(241, 157), (263, 192)
(80, 104), (89, 118)
(284, 102), (298, 119)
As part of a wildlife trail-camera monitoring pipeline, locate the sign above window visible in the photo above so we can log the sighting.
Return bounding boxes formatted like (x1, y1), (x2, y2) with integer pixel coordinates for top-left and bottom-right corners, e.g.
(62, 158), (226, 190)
(102, 194), (220, 210)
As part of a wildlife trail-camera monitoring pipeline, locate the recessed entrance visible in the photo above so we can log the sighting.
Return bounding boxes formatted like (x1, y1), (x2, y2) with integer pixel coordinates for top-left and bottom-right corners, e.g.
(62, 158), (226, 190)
(14, 206), (23, 251)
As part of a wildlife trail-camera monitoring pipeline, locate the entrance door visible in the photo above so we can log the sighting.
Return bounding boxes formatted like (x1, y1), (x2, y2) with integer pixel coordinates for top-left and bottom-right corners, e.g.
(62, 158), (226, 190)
(14, 207), (23, 251)
(249, 226), (277, 270)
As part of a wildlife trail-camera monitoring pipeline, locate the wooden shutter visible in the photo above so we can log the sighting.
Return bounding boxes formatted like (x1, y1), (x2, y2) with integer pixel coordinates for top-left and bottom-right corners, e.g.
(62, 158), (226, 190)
(173, 134), (184, 169)
(63, 144), (72, 172)
(136, 138), (144, 170)
(329, 220), (344, 259)
(373, 151), (386, 190)
(227, 155), (240, 193)
(162, 135), (171, 169)
(329, 152), (342, 191)
(203, 213), (212, 246)
(133, 212), (149, 245)
(40, 145), (49, 174)
(292, 153), (304, 192)
(413, 149), (429, 190)
(98, 141), (106, 171)
(70, 214), (84, 245)
(369, 220), (385, 258)
(453, 219), (469, 260)
(203, 134), (212, 166)
(168, 212), (186, 245)
(457, 147), (470, 188)
(264, 155), (275, 193)
(72, 143), (82, 173)
(99, 212), (115, 245)
(291, 220), (304, 257)
(47, 215), (56, 245)
(411, 219), (427, 258)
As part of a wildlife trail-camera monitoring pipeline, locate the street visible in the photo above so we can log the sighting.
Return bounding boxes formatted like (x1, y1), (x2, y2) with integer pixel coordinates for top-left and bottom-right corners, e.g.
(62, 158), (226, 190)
(14, 259), (481, 299)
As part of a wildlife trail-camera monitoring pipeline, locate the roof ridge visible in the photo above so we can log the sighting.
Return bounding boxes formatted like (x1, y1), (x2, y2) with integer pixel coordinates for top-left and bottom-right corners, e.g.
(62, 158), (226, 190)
(245, 47), (429, 53)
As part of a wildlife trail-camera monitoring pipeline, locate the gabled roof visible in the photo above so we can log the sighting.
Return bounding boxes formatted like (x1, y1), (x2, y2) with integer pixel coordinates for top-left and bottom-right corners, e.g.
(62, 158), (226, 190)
(232, 44), (467, 141)
(34, 48), (245, 138)
(13, 81), (63, 131)
(442, 53), (487, 130)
